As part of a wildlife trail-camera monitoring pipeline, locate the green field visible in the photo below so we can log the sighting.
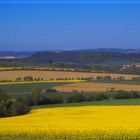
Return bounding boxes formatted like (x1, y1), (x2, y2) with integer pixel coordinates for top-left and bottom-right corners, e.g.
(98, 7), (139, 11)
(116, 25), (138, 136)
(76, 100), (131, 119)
(33, 98), (140, 109)
(0, 82), (70, 93)
(91, 80), (140, 85)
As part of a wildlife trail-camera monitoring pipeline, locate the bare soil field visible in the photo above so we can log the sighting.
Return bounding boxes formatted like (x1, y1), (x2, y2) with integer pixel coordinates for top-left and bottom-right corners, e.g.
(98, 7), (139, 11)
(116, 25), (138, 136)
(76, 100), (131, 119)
(54, 82), (140, 92)
(0, 70), (139, 81)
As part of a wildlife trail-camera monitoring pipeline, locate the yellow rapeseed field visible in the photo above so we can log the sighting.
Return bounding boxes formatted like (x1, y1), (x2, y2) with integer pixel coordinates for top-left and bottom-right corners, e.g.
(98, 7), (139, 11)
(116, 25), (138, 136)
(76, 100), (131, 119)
(0, 80), (86, 85)
(0, 106), (140, 139)
(0, 67), (15, 71)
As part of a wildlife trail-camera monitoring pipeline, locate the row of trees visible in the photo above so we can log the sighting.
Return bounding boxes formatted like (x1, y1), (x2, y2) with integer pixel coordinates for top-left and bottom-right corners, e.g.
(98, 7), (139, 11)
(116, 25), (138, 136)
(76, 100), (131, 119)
(94, 76), (140, 81)
(96, 76), (125, 81)
(1, 75), (140, 82)
(64, 90), (140, 103)
(24, 87), (140, 105)
(132, 77), (140, 80)
(15, 76), (88, 82)
(15, 76), (43, 82)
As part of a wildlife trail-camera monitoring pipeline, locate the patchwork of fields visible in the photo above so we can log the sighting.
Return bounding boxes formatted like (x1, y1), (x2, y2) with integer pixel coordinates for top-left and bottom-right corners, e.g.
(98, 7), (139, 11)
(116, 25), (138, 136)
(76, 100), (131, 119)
(0, 70), (140, 139)
(0, 102), (140, 139)
(0, 70), (140, 93)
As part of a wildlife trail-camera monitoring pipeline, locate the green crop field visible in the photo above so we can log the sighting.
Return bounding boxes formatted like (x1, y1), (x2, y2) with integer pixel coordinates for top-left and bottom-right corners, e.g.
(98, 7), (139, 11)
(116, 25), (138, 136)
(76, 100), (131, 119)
(0, 82), (75, 93)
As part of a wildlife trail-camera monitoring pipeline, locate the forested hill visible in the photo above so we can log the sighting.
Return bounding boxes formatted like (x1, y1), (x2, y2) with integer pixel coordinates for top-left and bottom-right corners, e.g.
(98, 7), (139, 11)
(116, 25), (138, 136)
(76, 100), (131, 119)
(28, 51), (140, 66)
(0, 50), (140, 74)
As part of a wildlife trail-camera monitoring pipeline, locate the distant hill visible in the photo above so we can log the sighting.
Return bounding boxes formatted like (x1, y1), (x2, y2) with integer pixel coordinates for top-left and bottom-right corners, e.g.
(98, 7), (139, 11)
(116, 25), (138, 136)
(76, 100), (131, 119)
(87, 48), (140, 53)
(0, 49), (140, 74)
(27, 51), (140, 66)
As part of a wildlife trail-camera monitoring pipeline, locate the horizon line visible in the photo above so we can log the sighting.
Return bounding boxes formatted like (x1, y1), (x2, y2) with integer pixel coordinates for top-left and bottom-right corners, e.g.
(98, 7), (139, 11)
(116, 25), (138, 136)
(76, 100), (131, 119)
(0, 48), (140, 52)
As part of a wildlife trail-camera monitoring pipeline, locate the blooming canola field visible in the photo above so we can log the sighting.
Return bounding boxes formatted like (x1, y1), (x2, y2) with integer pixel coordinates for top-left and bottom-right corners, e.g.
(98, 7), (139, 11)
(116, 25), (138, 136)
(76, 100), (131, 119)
(0, 106), (140, 139)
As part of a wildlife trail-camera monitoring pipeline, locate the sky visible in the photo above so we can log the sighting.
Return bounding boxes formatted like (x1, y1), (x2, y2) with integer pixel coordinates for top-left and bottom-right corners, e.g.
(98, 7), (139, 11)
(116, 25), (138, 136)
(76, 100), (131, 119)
(1, 0), (140, 3)
(0, 0), (140, 51)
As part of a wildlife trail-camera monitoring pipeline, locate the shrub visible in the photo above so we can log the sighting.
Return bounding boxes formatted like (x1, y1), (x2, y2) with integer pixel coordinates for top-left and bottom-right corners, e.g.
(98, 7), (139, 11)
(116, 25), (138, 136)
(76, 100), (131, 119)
(96, 76), (103, 80)
(0, 91), (29, 117)
(0, 91), (11, 117)
(31, 87), (42, 105)
(116, 76), (125, 80)
(67, 94), (86, 103)
(132, 77), (140, 80)
(107, 87), (116, 92)
(37, 95), (48, 105)
(45, 96), (64, 104)
(0, 99), (11, 117)
(129, 91), (140, 98)
(10, 98), (29, 116)
(24, 96), (33, 106)
(23, 76), (33, 81)
(88, 93), (110, 101)
(113, 90), (133, 99)
(46, 88), (57, 93)
(72, 89), (79, 93)
(15, 77), (22, 81)
(30, 95), (64, 105)
(31, 93), (41, 106)
(104, 76), (112, 80)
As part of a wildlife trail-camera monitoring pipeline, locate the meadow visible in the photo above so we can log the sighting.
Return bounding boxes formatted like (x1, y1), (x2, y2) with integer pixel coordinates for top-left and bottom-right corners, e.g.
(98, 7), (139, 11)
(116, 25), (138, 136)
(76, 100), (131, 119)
(0, 99), (140, 140)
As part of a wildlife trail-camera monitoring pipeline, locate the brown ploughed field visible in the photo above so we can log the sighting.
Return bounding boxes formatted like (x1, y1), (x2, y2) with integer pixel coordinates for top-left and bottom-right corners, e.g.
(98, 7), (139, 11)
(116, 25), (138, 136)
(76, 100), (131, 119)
(54, 82), (140, 92)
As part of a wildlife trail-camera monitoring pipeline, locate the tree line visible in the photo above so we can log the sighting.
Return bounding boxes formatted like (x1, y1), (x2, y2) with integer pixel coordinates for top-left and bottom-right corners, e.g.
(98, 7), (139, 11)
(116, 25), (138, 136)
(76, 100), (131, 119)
(1, 87), (140, 118)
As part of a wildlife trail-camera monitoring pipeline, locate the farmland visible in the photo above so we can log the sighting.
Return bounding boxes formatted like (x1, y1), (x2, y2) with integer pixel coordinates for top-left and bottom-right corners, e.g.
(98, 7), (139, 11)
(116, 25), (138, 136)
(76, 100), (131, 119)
(0, 80), (85, 94)
(0, 70), (139, 81)
(54, 82), (140, 92)
(1, 2), (140, 140)
(0, 70), (140, 93)
(0, 70), (140, 140)
(0, 99), (140, 139)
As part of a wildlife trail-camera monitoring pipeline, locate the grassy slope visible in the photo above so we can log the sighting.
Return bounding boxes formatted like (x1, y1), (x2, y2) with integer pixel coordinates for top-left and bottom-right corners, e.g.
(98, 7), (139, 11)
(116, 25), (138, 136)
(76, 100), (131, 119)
(91, 80), (140, 85)
(33, 98), (140, 110)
